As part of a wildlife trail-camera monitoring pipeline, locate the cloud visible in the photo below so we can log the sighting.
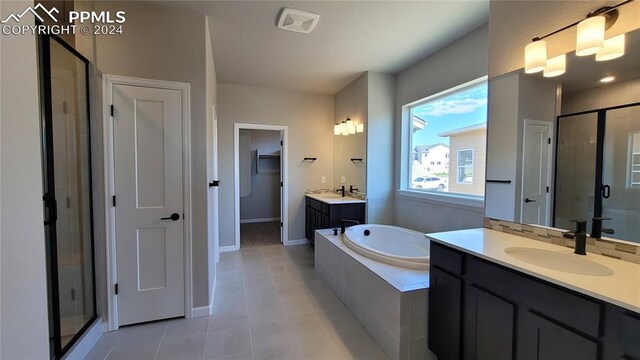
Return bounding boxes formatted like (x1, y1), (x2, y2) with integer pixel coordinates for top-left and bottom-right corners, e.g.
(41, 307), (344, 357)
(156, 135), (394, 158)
(414, 85), (488, 117)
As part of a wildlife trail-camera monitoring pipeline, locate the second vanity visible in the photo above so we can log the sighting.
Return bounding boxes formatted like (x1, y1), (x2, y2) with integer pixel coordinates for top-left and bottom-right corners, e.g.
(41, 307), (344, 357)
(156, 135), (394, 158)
(426, 228), (640, 360)
(304, 192), (366, 244)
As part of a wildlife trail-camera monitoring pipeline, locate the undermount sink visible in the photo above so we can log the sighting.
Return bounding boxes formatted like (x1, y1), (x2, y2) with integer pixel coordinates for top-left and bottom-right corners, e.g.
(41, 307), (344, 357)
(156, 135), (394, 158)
(504, 247), (614, 277)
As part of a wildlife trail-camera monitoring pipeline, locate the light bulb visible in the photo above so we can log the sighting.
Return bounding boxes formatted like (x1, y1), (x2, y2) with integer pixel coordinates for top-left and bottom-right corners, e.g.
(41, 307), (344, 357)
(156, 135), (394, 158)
(543, 54), (566, 78)
(596, 34), (625, 61)
(576, 15), (605, 56)
(525, 40), (547, 74)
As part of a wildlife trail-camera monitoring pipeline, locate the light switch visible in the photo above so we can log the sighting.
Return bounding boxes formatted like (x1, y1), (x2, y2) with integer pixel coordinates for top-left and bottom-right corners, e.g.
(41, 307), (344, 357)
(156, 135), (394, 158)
(341, 176), (346, 184)
(321, 176), (326, 184)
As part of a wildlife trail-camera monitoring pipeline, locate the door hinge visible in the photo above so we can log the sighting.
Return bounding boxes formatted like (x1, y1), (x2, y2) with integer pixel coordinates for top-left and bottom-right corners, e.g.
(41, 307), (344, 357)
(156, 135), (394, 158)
(115, 283), (118, 295)
(280, 181), (283, 187)
(548, 138), (551, 144)
(110, 104), (115, 117)
(280, 222), (283, 227)
(70, 288), (75, 301)
(546, 186), (550, 193)
(112, 195), (116, 207)
(280, 140), (283, 146)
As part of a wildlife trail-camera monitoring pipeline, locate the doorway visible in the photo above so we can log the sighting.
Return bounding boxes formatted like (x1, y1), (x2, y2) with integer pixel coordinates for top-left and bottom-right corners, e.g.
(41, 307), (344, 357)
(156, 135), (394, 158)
(521, 119), (554, 226)
(234, 124), (289, 250)
(103, 75), (193, 329)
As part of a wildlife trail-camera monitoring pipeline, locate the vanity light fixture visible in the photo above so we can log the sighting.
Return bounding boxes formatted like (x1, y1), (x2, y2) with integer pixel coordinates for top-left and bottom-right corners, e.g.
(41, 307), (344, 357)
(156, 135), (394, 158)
(596, 34), (626, 61)
(600, 76), (616, 83)
(543, 54), (566, 77)
(524, 39), (547, 74)
(576, 15), (606, 56)
(524, 2), (627, 79)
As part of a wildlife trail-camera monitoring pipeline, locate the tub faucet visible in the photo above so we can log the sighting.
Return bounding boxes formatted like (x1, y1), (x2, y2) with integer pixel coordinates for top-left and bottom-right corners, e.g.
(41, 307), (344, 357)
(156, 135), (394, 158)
(563, 219), (588, 255)
(591, 217), (615, 239)
(340, 219), (360, 234)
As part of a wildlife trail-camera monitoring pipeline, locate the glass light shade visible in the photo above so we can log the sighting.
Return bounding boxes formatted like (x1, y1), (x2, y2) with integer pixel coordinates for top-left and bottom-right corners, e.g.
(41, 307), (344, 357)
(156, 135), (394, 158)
(356, 124), (364, 133)
(524, 40), (547, 74)
(340, 121), (348, 136)
(576, 16), (605, 56)
(345, 118), (353, 129)
(543, 54), (566, 77)
(596, 34), (625, 61)
(334, 123), (340, 135)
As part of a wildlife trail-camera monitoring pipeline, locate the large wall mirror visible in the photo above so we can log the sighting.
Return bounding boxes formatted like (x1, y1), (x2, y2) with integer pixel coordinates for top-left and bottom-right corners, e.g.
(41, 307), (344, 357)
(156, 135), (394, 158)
(333, 120), (366, 193)
(486, 2), (640, 244)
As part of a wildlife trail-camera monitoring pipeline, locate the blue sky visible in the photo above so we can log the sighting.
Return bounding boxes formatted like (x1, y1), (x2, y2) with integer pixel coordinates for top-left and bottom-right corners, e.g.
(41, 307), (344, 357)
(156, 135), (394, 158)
(412, 83), (488, 148)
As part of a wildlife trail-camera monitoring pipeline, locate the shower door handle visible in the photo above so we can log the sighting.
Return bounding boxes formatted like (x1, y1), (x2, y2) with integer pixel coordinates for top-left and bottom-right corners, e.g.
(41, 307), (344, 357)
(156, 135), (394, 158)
(601, 184), (611, 199)
(43, 194), (57, 225)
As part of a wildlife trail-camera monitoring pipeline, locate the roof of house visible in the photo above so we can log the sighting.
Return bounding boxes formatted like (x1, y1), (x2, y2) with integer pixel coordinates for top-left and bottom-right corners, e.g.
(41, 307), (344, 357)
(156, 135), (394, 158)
(414, 143), (449, 153)
(437, 122), (487, 137)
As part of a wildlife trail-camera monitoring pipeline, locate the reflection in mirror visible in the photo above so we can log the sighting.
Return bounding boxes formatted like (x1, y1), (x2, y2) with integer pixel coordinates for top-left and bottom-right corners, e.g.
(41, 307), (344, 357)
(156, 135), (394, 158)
(333, 126), (366, 193)
(485, 16), (640, 244)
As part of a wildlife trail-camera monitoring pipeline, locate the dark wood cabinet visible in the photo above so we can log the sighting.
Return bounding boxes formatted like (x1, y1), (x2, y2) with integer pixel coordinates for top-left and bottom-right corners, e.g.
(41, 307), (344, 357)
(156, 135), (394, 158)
(429, 241), (639, 360)
(304, 196), (365, 244)
(428, 266), (462, 360)
(464, 285), (515, 360)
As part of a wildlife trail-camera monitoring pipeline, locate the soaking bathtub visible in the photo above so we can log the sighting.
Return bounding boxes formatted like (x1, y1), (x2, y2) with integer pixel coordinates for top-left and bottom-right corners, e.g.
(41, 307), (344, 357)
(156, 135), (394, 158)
(342, 224), (430, 270)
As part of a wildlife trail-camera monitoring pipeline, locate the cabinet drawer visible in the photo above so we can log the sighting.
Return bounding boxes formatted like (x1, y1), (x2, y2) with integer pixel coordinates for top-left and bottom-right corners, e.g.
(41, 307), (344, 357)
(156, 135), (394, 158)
(468, 257), (601, 338)
(620, 312), (640, 358)
(430, 242), (463, 276)
(307, 197), (322, 212)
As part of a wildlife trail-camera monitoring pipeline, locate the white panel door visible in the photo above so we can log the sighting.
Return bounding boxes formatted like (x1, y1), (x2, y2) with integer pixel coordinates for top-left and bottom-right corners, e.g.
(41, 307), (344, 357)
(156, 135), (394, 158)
(113, 84), (184, 325)
(521, 121), (553, 226)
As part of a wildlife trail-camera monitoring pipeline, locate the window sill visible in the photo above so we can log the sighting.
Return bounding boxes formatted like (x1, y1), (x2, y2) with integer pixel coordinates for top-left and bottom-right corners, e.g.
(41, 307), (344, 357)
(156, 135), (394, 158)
(396, 189), (485, 209)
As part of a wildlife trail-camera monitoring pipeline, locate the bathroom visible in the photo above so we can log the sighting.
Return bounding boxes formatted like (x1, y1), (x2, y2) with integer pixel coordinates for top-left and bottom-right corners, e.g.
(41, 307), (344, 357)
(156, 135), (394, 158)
(1, 1), (640, 360)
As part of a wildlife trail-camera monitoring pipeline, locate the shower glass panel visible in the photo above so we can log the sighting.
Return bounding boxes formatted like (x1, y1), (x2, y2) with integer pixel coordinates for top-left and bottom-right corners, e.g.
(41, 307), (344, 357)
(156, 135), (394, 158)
(555, 113), (599, 232)
(40, 34), (96, 359)
(602, 105), (640, 241)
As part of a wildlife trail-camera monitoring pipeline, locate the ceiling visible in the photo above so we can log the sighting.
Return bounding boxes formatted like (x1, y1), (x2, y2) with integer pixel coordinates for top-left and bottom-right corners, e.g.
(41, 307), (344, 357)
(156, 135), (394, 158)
(165, 1), (489, 95)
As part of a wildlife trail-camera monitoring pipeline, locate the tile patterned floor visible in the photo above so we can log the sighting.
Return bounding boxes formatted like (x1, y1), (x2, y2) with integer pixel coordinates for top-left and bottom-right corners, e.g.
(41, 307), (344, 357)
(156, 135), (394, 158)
(85, 244), (387, 360)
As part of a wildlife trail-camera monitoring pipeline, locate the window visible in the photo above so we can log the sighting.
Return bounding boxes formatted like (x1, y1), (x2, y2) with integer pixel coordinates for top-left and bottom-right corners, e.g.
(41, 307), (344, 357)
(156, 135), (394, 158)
(457, 149), (474, 184)
(406, 78), (487, 197)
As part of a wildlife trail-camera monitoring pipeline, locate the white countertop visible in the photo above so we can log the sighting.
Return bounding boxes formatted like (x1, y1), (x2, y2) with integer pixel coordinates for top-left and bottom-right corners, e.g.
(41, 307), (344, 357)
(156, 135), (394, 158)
(306, 193), (366, 205)
(426, 228), (640, 314)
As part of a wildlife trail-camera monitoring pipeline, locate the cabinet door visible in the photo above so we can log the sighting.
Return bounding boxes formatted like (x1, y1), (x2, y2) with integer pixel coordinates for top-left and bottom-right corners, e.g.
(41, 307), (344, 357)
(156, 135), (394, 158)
(464, 285), (515, 360)
(620, 312), (640, 360)
(518, 311), (598, 360)
(428, 267), (462, 360)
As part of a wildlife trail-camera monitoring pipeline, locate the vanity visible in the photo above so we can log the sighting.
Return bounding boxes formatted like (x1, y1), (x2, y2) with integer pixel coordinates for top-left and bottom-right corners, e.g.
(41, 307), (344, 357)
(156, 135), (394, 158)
(304, 193), (366, 244)
(427, 228), (640, 360)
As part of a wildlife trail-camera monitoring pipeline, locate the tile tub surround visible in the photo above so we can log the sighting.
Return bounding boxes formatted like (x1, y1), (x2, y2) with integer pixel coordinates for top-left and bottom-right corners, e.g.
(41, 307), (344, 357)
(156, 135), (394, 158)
(315, 229), (435, 360)
(484, 217), (640, 265)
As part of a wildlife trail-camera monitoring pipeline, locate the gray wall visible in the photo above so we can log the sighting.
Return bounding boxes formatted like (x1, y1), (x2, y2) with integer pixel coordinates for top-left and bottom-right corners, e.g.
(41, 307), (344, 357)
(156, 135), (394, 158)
(217, 84), (334, 246)
(393, 25), (489, 233)
(366, 73), (395, 224)
(0, 1), (51, 357)
(334, 73), (368, 193)
(240, 130), (282, 221)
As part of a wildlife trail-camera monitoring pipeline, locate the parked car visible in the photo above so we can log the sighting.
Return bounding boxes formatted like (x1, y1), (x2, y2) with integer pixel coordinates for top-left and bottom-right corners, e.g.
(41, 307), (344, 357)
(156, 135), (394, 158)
(412, 176), (446, 191)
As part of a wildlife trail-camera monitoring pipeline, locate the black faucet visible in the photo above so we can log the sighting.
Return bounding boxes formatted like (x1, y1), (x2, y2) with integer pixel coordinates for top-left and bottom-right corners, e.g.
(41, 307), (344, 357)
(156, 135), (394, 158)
(340, 219), (360, 234)
(349, 185), (359, 193)
(591, 217), (615, 239)
(336, 185), (345, 197)
(563, 219), (588, 255)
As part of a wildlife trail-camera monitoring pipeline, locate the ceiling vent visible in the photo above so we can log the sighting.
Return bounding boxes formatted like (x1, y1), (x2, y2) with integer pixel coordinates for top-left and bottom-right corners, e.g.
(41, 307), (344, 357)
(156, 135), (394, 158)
(277, 8), (319, 34)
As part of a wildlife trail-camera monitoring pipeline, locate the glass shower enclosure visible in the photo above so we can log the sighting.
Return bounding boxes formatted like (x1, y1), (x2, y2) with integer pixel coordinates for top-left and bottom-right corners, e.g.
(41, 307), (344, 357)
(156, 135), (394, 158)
(39, 34), (96, 359)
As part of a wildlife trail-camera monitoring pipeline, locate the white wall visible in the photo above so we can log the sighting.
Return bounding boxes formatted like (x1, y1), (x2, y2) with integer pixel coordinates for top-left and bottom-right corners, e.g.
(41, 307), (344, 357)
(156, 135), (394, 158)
(393, 25), (488, 233)
(217, 84), (334, 246)
(240, 130), (281, 221)
(0, 1), (51, 358)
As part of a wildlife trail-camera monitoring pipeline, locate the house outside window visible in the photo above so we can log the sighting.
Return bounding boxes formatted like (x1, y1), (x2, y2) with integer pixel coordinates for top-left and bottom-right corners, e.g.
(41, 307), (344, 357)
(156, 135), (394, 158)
(406, 78), (487, 197)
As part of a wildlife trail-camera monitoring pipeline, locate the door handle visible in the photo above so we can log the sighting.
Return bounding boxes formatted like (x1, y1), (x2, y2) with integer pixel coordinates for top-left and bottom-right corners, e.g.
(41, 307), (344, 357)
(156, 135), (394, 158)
(209, 180), (220, 188)
(161, 213), (180, 221)
(43, 194), (57, 225)
(525, 198), (536, 203)
(602, 184), (611, 199)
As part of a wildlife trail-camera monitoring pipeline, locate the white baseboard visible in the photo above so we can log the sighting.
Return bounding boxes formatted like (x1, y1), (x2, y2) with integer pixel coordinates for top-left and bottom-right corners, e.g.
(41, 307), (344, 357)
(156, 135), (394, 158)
(285, 238), (309, 246)
(193, 274), (218, 317)
(62, 318), (102, 360)
(220, 245), (239, 252)
(240, 217), (280, 224)
(209, 273), (217, 313)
